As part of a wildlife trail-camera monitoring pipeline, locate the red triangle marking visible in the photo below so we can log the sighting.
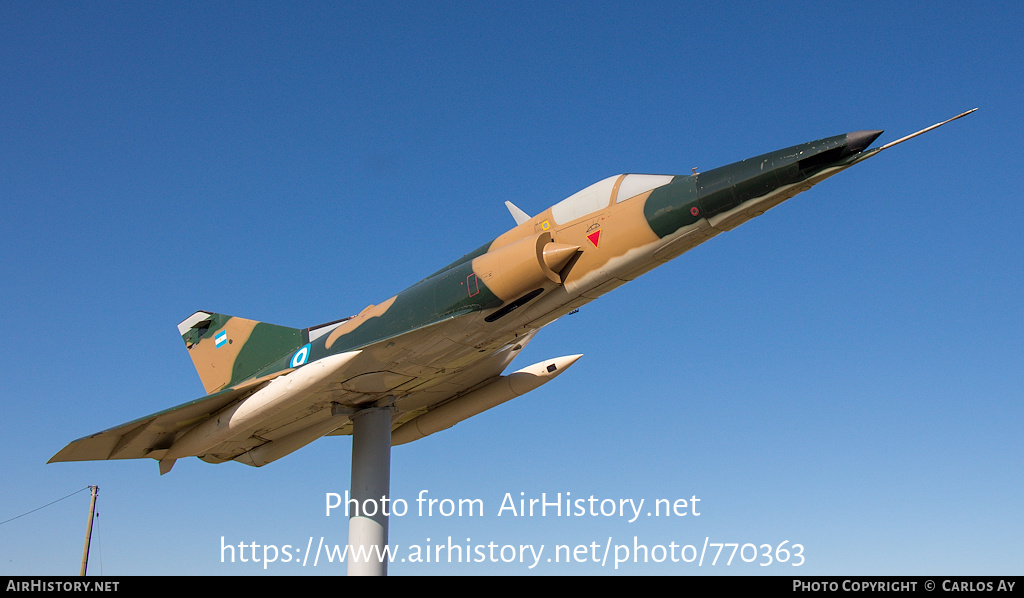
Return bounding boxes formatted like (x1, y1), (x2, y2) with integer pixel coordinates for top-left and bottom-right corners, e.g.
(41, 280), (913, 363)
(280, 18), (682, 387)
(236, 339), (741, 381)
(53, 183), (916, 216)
(587, 230), (601, 248)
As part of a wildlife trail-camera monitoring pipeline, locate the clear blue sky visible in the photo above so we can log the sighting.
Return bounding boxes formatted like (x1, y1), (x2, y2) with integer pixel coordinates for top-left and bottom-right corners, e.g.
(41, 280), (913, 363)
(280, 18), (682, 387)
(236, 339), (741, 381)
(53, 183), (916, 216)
(1, 1), (1020, 575)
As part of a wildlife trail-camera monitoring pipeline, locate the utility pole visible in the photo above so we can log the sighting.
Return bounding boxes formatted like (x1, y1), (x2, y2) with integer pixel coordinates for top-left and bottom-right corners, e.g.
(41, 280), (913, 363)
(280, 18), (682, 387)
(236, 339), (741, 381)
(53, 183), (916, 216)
(79, 486), (98, 576)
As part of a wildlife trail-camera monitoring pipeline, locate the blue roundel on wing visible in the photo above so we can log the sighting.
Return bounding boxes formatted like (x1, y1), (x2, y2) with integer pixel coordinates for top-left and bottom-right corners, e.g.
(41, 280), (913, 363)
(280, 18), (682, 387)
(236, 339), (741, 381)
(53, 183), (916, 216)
(290, 343), (311, 368)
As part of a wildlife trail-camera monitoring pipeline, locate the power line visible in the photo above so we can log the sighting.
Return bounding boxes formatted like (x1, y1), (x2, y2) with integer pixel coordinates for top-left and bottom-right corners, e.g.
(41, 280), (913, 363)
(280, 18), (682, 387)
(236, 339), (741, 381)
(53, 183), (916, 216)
(0, 486), (92, 527)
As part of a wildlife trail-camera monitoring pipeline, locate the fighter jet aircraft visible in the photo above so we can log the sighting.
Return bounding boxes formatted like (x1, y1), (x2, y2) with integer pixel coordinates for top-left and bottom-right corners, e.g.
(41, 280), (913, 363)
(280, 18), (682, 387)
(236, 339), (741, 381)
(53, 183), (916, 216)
(50, 110), (975, 476)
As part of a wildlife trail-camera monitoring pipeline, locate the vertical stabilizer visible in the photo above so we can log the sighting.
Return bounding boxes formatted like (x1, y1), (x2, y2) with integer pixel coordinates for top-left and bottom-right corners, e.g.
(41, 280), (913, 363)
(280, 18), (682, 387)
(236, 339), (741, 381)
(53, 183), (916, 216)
(177, 311), (307, 393)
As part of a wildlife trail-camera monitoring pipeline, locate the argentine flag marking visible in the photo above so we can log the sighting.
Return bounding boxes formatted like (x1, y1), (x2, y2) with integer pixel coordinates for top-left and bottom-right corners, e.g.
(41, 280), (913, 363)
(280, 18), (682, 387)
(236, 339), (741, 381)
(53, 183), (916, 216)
(214, 330), (228, 348)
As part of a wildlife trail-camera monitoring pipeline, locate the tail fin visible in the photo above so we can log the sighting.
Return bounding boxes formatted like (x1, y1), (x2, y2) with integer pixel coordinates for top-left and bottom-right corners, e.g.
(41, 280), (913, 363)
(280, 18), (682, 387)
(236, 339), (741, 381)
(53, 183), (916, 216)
(178, 311), (308, 394)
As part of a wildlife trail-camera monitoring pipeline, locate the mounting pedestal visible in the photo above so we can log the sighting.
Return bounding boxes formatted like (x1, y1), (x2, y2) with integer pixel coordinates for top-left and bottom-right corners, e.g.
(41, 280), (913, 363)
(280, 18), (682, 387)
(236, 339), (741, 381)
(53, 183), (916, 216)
(347, 407), (391, 576)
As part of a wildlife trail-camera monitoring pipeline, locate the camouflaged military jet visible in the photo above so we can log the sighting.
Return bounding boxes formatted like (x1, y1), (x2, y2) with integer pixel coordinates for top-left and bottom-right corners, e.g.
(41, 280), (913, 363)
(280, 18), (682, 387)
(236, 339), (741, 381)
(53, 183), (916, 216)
(50, 110), (975, 477)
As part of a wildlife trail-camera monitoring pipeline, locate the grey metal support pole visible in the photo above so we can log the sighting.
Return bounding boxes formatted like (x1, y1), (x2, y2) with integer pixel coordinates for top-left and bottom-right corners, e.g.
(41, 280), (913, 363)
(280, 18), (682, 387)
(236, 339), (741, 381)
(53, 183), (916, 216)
(79, 485), (98, 576)
(347, 407), (391, 576)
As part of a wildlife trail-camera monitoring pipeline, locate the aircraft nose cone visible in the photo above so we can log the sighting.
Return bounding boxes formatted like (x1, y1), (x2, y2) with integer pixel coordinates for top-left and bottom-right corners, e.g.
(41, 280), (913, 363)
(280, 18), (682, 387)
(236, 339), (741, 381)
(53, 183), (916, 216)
(846, 130), (884, 153)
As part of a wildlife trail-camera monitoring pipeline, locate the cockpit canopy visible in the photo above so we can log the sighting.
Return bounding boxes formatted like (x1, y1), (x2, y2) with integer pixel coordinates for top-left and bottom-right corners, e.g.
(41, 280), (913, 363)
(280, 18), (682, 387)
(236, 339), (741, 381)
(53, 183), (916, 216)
(549, 174), (675, 225)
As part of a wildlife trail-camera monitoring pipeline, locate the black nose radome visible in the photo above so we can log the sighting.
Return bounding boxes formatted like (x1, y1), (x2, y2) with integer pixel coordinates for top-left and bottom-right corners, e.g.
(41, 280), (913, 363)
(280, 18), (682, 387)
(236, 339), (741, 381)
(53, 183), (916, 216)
(846, 130), (884, 153)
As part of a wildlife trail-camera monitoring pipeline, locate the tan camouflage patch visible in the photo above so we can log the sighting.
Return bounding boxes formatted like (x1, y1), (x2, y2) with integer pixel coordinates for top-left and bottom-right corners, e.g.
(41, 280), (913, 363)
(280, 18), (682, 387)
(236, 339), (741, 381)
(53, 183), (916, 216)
(188, 318), (260, 394)
(324, 295), (398, 350)
(551, 190), (663, 293)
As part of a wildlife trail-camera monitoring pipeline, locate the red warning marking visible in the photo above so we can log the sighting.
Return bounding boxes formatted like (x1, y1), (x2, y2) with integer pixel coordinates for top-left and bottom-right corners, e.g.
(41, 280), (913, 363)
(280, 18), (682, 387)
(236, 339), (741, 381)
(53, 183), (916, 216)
(586, 230), (601, 248)
(691, 206), (700, 216)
